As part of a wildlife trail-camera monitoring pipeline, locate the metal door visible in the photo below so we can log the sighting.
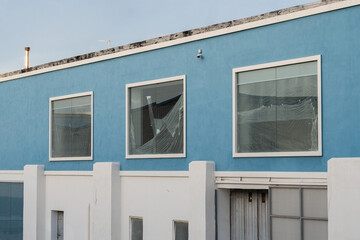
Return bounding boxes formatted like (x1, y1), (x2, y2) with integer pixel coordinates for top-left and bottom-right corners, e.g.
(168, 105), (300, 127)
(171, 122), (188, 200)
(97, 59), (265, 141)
(231, 190), (269, 240)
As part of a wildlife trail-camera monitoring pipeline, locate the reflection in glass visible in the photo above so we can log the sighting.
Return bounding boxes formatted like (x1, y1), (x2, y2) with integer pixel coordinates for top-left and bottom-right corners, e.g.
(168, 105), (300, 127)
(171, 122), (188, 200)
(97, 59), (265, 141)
(237, 61), (318, 153)
(51, 95), (91, 158)
(0, 183), (23, 240)
(129, 80), (184, 155)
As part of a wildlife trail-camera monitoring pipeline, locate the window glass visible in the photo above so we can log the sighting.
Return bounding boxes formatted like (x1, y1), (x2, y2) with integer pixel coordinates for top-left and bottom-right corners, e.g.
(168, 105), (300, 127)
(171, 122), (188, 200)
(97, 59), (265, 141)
(271, 188), (300, 216)
(303, 188), (327, 218)
(129, 80), (184, 155)
(174, 221), (188, 240)
(270, 187), (327, 240)
(236, 61), (318, 154)
(131, 218), (143, 240)
(51, 95), (91, 158)
(0, 183), (23, 240)
(271, 218), (301, 240)
(303, 220), (327, 240)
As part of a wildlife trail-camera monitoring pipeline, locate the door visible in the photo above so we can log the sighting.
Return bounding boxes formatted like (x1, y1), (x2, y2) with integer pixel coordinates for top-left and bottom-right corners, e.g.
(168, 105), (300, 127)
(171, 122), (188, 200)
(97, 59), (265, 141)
(231, 190), (269, 240)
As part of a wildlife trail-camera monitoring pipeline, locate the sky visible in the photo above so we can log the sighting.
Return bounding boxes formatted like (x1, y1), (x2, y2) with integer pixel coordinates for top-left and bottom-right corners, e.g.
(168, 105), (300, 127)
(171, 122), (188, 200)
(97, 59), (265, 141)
(0, 0), (315, 74)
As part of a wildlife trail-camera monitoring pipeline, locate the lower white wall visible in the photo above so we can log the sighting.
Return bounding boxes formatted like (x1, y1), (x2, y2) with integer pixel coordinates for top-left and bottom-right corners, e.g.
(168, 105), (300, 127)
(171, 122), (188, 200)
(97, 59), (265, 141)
(120, 175), (190, 240)
(21, 162), (216, 240)
(328, 158), (360, 240)
(44, 175), (93, 240)
(16, 162), (334, 240)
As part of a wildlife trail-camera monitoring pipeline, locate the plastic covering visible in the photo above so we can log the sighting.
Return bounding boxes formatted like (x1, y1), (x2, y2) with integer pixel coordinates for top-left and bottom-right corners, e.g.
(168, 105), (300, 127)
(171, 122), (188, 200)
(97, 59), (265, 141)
(236, 61), (318, 153)
(129, 94), (183, 154)
(237, 98), (318, 152)
(51, 96), (91, 157)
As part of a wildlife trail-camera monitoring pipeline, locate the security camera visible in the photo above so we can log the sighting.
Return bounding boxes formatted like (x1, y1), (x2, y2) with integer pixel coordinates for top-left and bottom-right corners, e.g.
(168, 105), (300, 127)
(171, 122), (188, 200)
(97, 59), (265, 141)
(197, 49), (202, 58)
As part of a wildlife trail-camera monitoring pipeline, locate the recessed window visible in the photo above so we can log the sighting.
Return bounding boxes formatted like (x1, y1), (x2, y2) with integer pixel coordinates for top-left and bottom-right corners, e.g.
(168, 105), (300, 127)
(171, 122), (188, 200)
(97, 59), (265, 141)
(126, 76), (186, 158)
(49, 92), (93, 161)
(130, 217), (143, 240)
(51, 211), (64, 240)
(233, 56), (321, 157)
(173, 221), (188, 240)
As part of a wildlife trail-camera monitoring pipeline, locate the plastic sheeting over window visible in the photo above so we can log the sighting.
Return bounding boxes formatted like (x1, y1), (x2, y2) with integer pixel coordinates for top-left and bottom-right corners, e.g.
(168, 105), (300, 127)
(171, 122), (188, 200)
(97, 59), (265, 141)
(236, 61), (318, 153)
(51, 95), (91, 158)
(129, 80), (184, 155)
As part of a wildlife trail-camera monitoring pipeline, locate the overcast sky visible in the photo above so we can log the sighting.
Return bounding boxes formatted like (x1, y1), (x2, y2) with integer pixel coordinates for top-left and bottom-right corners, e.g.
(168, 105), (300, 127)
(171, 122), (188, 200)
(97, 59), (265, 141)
(0, 0), (315, 74)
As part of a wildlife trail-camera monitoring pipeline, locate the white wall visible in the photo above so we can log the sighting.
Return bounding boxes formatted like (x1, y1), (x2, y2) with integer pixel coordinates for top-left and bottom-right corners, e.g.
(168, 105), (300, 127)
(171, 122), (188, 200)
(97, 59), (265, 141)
(120, 175), (190, 240)
(22, 162), (216, 240)
(328, 158), (360, 240)
(20, 162), (331, 240)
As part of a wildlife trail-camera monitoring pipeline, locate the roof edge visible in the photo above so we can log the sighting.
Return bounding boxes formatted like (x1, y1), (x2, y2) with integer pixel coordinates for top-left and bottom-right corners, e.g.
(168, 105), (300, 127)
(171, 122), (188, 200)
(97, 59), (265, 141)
(0, 0), (352, 81)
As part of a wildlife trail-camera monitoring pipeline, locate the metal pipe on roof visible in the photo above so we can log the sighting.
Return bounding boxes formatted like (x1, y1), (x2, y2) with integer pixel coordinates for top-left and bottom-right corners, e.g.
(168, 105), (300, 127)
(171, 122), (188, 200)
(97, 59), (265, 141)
(25, 47), (30, 69)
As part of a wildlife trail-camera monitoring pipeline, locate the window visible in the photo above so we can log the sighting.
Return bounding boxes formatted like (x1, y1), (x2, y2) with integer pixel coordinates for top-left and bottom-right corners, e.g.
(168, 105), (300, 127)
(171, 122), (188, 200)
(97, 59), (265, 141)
(233, 56), (321, 157)
(130, 217), (143, 240)
(51, 211), (64, 240)
(270, 187), (327, 240)
(173, 221), (188, 240)
(0, 183), (23, 240)
(49, 92), (93, 161)
(126, 76), (186, 158)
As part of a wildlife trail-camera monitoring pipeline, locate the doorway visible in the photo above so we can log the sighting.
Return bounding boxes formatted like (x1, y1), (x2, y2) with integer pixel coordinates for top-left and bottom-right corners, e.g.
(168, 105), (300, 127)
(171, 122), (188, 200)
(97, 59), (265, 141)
(230, 190), (269, 240)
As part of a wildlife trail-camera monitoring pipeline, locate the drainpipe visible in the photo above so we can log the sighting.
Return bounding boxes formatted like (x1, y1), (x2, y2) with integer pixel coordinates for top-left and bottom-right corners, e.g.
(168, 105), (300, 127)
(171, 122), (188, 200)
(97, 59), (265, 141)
(25, 47), (30, 69)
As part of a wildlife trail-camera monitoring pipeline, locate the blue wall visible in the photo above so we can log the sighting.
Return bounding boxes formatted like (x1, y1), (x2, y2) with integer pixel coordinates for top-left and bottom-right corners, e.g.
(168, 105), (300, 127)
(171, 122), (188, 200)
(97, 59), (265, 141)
(1, 5), (360, 172)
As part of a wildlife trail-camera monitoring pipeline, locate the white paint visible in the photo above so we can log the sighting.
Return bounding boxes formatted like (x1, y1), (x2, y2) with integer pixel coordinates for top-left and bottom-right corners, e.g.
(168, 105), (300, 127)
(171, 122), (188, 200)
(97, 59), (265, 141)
(1, 1), (358, 83)
(92, 162), (121, 240)
(232, 55), (322, 158)
(23, 165), (45, 240)
(120, 170), (190, 240)
(4, 164), (329, 240)
(125, 75), (186, 159)
(327, 158), (360, 240)
(216, 171), (327, 188)
(189, 161), (216, 240)
(0, 170), (23, 182)
(49, 91), (93, 161)
(42, 175), (92, 240)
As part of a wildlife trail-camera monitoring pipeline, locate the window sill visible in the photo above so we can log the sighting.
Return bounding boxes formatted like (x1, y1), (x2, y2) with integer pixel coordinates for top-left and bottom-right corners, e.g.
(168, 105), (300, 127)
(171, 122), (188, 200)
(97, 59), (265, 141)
(50, 156), (93, 162)
(126, 153), (186, 159)
(233, 151), (322, 158)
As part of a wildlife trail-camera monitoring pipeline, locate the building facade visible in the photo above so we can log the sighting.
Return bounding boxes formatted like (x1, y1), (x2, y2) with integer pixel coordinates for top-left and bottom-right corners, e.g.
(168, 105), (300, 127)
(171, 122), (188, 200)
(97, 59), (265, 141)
(1, 0), (360, 239)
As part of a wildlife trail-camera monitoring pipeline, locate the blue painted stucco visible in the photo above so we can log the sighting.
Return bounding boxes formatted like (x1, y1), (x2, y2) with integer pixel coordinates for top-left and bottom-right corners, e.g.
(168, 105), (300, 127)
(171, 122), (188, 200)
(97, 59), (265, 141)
(1, 6), (360, 171)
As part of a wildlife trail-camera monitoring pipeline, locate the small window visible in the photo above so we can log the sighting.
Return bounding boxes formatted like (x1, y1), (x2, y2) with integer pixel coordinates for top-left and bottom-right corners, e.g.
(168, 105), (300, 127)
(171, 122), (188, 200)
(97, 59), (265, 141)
(49, 92), (93, 161)
(51, 210), (64, 240)
(233, 56), (321, 157)
(173, 221), (188, 240)
(126, 76), (186, 158)
(270, 187), (327, 240)
(130, 217), (143, 240)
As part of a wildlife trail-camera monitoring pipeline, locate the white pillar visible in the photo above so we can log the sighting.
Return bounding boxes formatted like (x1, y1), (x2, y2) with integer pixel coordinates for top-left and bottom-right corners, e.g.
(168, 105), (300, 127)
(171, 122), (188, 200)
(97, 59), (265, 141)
(328, 158), (360, 240)
(92, 162), (121, 240)
(23, 165), (45, 240)
(188, 161), (216, 240)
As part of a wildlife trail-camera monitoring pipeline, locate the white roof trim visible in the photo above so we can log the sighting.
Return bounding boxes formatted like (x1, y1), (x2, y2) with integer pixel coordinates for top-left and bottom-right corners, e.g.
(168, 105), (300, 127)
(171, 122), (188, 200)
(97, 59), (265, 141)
(1, 0), (359, 83)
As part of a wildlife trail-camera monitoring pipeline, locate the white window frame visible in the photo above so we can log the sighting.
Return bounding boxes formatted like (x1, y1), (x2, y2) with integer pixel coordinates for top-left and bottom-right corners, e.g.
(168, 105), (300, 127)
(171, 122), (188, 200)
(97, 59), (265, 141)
(232, 55), (322, 158)
(126, 75), (186, 159)
(49, 91), (93, 161)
